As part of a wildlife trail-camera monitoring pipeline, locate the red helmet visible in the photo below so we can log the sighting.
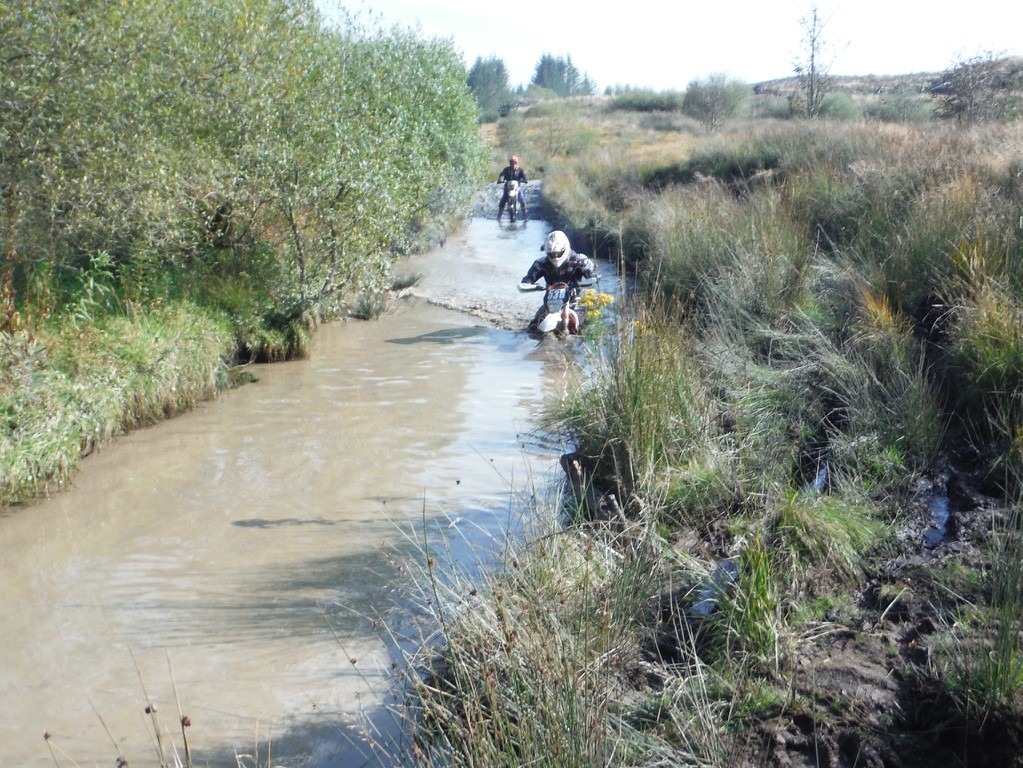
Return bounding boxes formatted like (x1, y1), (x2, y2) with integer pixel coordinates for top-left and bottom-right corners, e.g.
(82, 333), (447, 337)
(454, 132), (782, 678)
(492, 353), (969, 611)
(509, 155), (519, 166)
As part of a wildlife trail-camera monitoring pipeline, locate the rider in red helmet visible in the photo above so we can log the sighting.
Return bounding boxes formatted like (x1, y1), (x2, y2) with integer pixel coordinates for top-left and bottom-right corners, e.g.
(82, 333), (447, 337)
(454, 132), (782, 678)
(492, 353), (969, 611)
(497, 154), (528, 221)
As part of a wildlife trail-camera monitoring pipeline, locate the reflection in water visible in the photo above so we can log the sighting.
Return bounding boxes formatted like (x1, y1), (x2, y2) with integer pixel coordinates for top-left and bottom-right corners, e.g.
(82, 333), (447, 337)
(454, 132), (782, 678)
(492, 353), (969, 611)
(0, 216), (614, 767)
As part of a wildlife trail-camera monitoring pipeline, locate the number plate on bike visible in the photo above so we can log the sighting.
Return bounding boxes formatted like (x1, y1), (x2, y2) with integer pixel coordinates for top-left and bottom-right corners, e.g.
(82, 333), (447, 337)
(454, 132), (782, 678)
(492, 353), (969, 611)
(545, 286), (568, 313)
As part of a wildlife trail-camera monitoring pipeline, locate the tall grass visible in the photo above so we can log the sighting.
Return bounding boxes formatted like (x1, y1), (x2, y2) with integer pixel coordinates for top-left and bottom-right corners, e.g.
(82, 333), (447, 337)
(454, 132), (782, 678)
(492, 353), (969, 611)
(933, 508), (1023, 733)
(704, 536), (784, 672)
(0, 303), (236, 506)
(398, 495), (748, 767)
(408, 519), (644, 763)
(434, 101), (1023, 765)
(546, 309), (725, 530)
(946, 241), (1023, 432)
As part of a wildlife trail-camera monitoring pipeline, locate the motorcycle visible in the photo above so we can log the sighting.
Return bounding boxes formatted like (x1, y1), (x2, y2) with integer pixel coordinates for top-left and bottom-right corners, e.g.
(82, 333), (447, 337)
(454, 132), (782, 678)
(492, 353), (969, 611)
(498, 179), (525, 223)
(518, 278), (593, 337)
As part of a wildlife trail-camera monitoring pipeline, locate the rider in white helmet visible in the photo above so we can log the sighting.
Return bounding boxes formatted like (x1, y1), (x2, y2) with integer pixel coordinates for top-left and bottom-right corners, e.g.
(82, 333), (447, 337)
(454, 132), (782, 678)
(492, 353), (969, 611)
(521, 230), (597, 332)
(521, 230), (595, 286)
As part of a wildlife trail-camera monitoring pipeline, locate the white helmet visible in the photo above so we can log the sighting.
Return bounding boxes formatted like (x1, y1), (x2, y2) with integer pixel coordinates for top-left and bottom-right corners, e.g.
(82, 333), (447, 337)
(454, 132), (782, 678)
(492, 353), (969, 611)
(544, 230), (570, 269)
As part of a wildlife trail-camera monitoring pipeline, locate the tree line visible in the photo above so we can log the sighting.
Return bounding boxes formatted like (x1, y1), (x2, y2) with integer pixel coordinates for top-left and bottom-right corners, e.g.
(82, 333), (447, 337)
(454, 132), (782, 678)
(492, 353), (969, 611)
(468, 53), (597, 119)
(467, 12), (1021, 129)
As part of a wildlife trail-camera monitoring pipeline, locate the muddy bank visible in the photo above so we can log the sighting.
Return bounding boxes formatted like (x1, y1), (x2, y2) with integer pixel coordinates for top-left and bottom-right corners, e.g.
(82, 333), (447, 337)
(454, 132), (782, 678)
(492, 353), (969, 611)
(637, 458), (1017, 767)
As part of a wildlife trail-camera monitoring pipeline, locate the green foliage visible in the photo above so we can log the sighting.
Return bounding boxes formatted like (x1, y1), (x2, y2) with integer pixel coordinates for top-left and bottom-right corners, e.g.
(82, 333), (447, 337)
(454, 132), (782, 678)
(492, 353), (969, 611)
(468, 56), (512, 120)
(771, 492), (879, 588)
(706, 537), (782, 669)
(937, 515), (1023, 723)
(496, 110), (529, 160)
(682, 74), (751, 130)
(530, 54), (595, 97)
(0, 0), (487, 328)
(608, 90), (686, 112)
(0, 0), (489, 509)
(538, 118), (1017, 500)
(863, 91), (936, 123)
(640, 140), (782, 191)
(411, 89), (1023, 768)
(350, 290), (389, 320)
(547, 310), (729, 526)
(69, 252), (118, 328)
(752, 95), (795, 119)
(404, 507), (700, 767)
(818, 92), (860, 119)
(636, 112), (703, 133)
(0, 304), (235, 506)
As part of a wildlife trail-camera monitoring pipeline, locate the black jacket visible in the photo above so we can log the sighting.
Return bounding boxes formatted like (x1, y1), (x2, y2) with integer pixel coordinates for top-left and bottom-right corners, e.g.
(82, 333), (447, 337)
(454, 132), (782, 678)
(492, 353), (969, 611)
(521, 253), (596, 287)
(498, 165), (528, 184)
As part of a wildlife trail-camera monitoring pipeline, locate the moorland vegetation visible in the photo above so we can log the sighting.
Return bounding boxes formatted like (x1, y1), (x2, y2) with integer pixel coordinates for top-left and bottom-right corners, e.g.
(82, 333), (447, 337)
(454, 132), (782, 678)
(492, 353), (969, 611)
(5, 4), (1023, 763)
(400, 60), (1023, 767)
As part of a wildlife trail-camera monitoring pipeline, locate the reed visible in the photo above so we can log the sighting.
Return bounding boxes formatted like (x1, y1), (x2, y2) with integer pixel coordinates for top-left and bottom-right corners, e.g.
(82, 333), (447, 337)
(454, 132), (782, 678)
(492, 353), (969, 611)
(703, 535), (785, 672)
(946, 241), (1023, 425)
(546, 308), (724, 528)
(396, 492), (749, 767)
(929, 508), (1023, 735)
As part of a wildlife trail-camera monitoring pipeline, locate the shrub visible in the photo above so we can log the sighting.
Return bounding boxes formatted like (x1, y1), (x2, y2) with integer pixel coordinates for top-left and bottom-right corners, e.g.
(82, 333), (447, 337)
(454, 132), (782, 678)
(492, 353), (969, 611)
(608, 89), (686, 112)
(819, 92), (860, 119)
(864, 93), (936, 123)
(682, 74), (751, 129)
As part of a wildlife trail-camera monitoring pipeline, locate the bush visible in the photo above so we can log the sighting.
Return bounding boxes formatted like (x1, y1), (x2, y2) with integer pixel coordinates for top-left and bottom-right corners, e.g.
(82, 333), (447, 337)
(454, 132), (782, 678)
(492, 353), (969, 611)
(819, 92), (860, 119)
(752, 95), (794, 119)
(636, 112), (703, 133)
(682, 74), (751, 129)
(608, 89), (686, 112)
(864, 93), (936, 123)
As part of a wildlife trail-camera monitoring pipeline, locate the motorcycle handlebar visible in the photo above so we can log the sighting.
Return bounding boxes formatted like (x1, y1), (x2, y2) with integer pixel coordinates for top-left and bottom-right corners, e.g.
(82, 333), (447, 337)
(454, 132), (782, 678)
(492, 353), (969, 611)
(518, 278), (598, 291)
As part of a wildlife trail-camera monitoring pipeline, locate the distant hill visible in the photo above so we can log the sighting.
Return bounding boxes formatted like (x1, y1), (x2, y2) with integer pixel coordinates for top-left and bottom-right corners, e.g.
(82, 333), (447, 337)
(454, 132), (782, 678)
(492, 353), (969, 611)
(753, 71), (941, 97)
(754, 55), (1023, 97)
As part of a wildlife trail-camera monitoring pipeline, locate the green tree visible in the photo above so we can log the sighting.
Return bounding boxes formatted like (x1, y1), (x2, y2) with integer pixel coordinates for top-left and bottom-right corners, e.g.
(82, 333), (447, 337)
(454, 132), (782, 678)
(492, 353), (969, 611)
(531, 54), (595, 97)
(468, 56), (512, 118)
(0, 0), (169, 315)
(682, 74), (750, 129)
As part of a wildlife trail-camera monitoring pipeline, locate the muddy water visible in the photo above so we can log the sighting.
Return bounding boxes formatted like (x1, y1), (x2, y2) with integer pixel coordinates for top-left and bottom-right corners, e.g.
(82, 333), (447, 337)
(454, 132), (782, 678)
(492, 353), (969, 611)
(0, 217), (600, 766)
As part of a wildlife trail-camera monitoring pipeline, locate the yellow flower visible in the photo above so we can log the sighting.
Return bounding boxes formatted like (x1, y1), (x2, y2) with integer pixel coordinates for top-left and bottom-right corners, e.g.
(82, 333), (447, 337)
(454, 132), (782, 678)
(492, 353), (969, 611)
(578, 290), (614, 311)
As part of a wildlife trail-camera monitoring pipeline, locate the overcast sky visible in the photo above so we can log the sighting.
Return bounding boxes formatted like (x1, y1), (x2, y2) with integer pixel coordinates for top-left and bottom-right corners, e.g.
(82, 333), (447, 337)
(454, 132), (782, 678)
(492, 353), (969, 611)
(318, 0), (1021, 92)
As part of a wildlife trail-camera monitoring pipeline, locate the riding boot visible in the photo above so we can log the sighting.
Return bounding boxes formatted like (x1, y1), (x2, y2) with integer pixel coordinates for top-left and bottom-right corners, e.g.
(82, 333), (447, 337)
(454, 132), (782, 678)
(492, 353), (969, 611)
(497, 203), (505, 221)
(527, 305), (544, 335)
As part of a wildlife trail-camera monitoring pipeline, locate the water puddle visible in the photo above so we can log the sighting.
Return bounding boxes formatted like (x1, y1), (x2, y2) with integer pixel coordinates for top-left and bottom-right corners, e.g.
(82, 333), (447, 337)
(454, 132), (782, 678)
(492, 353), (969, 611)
(923, 473), (953, 549)
(690, 559), (739, 617)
